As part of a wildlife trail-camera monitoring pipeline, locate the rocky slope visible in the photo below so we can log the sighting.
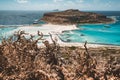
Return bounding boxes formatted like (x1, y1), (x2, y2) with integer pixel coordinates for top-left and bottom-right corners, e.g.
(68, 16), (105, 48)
(41, 9), (114, 25)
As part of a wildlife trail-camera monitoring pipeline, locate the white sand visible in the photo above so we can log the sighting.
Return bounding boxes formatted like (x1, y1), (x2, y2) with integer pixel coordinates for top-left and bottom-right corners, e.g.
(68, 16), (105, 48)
(5, 24), (120, 48)
(6, 24), (77, 35)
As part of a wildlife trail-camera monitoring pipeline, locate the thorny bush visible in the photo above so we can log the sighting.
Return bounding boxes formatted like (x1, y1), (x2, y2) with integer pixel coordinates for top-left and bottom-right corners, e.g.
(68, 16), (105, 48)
(0, 31), (120, 80)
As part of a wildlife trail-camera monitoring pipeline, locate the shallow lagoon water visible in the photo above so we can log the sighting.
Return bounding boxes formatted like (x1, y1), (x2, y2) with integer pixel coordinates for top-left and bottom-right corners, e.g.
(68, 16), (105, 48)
(59, 16), (120, 45)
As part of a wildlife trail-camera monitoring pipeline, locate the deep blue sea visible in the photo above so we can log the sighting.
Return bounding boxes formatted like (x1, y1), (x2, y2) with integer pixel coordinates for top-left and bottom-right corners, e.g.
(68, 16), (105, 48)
(0, 11), (120, 45)
(0, 11), (49, 25)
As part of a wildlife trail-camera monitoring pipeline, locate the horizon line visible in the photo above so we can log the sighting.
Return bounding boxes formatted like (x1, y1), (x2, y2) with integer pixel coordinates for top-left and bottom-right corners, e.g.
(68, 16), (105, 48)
(0, 9), (120, 11)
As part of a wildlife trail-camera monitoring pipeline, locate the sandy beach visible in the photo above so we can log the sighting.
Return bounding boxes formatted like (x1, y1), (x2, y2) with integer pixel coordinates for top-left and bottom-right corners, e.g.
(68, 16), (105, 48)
(1, 23), (119, 48)
(25, 24), (119, 48)
(6, 24), (77, 35)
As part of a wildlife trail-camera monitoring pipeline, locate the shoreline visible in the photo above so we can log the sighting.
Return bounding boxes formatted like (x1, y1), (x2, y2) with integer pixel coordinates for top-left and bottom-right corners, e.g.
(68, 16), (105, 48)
(39, 40), (120, 48)
(34, 24), (120, 48)
(58, 42), (120, 48)
(40, 36), (120, 48)
(1, 23), (120, 48)
(5, 23), (78, 35)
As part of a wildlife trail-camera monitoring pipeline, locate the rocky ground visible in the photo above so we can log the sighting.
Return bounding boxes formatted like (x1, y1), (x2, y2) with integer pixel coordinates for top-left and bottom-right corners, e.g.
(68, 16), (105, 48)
(41, 9), (114, 25)
(0, 31), (120, 80)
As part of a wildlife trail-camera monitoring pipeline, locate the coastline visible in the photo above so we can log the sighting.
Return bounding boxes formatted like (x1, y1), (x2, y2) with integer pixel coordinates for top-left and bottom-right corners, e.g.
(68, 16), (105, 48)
(40, 35), (120, 48)
(76, 17), (116, 25)
(5, 23), (77, 35)
(1, 23), (120, 48)
(31, 24), (120, 48)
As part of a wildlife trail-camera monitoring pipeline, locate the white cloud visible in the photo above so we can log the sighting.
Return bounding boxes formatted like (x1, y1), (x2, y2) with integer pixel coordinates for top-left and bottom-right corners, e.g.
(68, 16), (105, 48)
(16, 0), (29, 3)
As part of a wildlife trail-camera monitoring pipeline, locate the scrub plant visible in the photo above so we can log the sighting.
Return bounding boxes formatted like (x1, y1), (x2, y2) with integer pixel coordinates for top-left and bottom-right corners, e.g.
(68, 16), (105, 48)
(0, 31), (119, 80)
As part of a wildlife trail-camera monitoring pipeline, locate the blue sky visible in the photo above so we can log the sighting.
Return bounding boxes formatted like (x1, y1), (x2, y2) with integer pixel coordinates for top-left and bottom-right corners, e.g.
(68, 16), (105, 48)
(0, 0), (120, 11)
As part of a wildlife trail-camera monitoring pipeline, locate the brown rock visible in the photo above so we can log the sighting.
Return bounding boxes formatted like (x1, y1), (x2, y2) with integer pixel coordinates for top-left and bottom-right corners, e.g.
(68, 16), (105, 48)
(41, 9), (114, 25)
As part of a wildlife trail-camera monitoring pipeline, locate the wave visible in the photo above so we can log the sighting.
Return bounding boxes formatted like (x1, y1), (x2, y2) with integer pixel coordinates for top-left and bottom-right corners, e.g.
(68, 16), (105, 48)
(108, 16), (119, 23)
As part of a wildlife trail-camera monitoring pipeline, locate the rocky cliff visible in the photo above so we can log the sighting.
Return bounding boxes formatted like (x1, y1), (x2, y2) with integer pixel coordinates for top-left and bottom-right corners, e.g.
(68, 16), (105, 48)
(41, 9), (114, 25)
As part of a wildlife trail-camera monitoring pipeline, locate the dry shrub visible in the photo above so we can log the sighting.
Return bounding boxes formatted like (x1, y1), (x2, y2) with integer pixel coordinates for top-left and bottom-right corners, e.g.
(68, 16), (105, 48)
(0, 31), (119, 80)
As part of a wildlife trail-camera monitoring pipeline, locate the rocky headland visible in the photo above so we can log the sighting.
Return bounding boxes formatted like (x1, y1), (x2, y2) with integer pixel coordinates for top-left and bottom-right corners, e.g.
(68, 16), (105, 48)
(41, 9), (114, 25)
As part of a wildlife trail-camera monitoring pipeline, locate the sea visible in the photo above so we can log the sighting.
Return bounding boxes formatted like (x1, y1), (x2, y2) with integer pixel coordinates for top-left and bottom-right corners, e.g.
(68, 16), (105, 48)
(0, 10), (120, 46)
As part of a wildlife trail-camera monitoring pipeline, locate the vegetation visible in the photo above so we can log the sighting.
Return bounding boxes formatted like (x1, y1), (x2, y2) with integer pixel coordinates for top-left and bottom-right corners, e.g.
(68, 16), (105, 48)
(0, 31), (120, 80)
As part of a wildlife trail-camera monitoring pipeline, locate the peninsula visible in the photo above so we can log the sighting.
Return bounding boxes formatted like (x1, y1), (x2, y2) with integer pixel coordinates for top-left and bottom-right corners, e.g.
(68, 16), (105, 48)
(41, 9), (114, 25)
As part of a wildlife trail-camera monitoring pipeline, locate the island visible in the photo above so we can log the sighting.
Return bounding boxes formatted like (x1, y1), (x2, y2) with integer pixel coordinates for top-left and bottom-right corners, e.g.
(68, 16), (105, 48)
(41, 9), (114, 25)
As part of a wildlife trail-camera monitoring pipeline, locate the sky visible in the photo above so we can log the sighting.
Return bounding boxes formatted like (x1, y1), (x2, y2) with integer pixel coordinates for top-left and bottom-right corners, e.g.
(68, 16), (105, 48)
(0, 0), (120, 11)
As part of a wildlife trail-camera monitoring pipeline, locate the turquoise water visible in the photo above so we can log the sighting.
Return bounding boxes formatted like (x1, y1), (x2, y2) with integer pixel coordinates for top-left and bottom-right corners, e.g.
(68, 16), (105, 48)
(0, 16), (120, 46)
(0, 11), (120, 46)
(59, 16), (120, 45)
